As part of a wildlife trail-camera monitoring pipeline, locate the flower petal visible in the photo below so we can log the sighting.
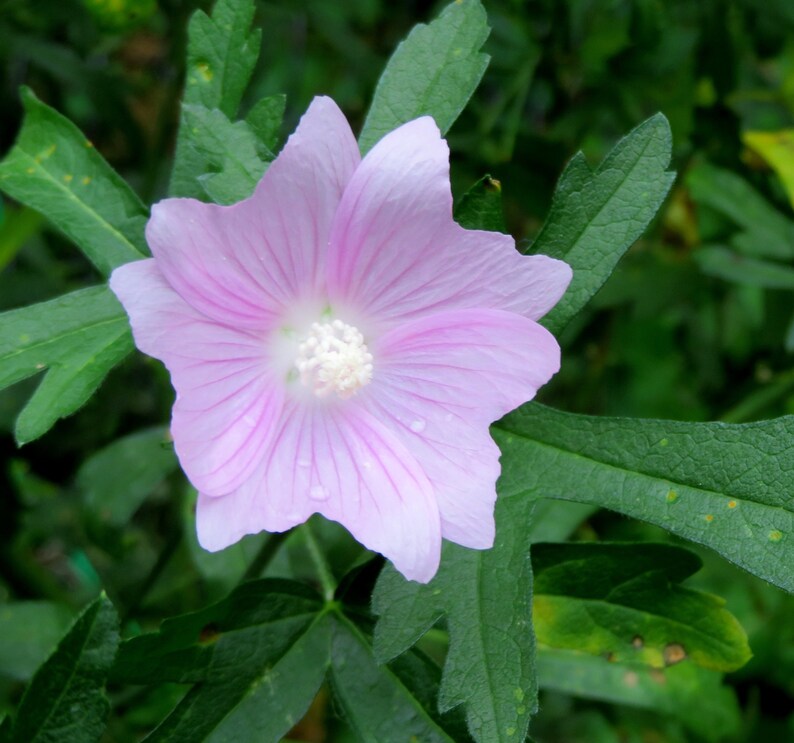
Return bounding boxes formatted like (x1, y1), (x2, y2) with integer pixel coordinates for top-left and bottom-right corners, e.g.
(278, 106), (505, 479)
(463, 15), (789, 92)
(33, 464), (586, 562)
(196, 401), (442, 583)
(147, 96), (360, 329)
(366, 308), (561, 547)
(110, 259), (283, 496)
(327, 116), (572, 326)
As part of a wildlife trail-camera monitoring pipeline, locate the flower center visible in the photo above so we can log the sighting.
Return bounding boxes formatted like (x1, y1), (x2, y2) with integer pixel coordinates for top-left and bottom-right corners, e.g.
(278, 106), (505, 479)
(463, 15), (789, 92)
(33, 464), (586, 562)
(294, 319), (373, 399)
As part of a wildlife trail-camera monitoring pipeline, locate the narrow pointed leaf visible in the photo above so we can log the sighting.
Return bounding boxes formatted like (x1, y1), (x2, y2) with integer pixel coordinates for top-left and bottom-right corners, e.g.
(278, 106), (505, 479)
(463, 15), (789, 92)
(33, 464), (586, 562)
(532, 543), (751, 672)
(533, 114), (675, 334)
(359, 0), (490, 154)
(0, 286), (133, 444)
(0, 88), (147, 276)
(495, 404), (794, 593)
(331, 614), (458, 743)
(373, 495), (537, 743)
(6, 594), (119, 743)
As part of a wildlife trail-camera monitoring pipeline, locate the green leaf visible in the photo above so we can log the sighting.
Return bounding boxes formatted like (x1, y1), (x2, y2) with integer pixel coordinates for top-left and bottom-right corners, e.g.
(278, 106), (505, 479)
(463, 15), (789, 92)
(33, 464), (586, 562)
(5, 594), (119, 743)
(0, 88), (147, 276)
(532, 543), (751, 672)
(358, 0), (490, 154)
(182, 0), (260, 117)
(742, 129), (794, 210)
(536, 648), (741, 742)
(0, 602), (75, 681)
(373, 495), (537, 743)
(170, 0), (262, 199)
(695, 245), (794, 290)
(180, 105), (269, 205)
(494, 404), (794, 593)
(533, 114), (675, 334)
(0, 286), (133, 444)
(77, 427), (177, 526)
(245, 94), (286, 154)
(454, 175), (506, 233)
(686, 160), (794, 260)
(330, 614), (458, 743)
(113, 579), (326, 742)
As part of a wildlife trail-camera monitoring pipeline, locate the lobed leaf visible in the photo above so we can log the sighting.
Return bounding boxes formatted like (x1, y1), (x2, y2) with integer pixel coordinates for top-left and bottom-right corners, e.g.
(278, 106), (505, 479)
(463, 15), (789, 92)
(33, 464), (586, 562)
(536, 648), (741, 742)
(533, 113), (675, 334)
(170, 0), (263, 199)
(181, 105), (270, 205)
(4, 595), (119, 743)
(0, 285), (133, 444)
(494, 403), (794, 594)
(532, 542), (751, 672)
(373, 495), (538, 743)
(359, 0), (490, 154)
(0, 88), (147, 276)
(330, 614), (460, 743)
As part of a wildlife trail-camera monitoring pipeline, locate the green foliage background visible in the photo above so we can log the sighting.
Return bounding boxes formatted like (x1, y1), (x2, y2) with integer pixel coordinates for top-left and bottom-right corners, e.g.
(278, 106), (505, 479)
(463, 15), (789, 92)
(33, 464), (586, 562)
(1, 0), (794, 741)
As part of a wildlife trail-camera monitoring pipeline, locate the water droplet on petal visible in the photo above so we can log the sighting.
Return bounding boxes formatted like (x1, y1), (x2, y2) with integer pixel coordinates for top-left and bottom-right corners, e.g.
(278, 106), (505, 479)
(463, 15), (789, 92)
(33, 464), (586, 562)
(309, 484), (329, 501)
(410, 419), (426, 433)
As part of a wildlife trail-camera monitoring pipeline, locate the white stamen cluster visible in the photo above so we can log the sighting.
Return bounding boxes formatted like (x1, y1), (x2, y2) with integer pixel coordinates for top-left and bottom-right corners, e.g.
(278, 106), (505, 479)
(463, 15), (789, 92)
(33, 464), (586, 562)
(295, 319), (373, 399)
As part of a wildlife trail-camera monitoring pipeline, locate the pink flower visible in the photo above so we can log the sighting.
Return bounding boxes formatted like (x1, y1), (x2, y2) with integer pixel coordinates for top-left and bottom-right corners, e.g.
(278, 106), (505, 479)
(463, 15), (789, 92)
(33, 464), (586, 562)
(109, 97), (571, 583)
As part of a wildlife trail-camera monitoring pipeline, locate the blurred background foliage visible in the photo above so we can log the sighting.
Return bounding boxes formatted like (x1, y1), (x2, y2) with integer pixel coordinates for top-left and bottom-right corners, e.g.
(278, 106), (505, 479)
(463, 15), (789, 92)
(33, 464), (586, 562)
(1, 0), (794, 741)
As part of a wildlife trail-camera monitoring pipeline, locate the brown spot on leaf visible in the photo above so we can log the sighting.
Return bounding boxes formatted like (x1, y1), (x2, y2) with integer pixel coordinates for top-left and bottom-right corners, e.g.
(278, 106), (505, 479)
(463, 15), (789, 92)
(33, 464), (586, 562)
(663, 643), (686, 665)
(199, 622), (221, 644)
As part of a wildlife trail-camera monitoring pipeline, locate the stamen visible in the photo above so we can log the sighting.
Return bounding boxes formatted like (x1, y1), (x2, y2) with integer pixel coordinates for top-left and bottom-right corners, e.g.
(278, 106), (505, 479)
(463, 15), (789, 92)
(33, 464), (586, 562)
(295, 319), (373, 399)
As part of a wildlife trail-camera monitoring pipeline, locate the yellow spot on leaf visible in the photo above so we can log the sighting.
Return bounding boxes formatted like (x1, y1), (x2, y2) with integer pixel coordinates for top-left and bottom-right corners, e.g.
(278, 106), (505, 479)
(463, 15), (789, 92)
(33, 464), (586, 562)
(769, 530), (783, 542)
(666, 489), (678, 503)
(727, 500), (737, 509)
(196, 62), (213, 82)
(63, 174), (73, 183)
(82, 176), (92, 185)
(39, 144), (57, 160)
(513, 688), (524, 702)
(85, 140), (94, 148)
(505, 727), (516, 737)
(26, 167), (35, 174)
(705, 514), (714, 522)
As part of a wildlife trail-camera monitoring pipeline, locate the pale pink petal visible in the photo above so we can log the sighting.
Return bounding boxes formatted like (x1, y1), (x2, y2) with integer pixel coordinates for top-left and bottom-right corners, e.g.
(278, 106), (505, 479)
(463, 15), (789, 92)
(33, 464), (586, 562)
(147, 96), (360, 329)
(110, 259), (284, 496)
(196, 401), (441, 583)
(364, 308), (561, 547)
(326, 117), (572, 326)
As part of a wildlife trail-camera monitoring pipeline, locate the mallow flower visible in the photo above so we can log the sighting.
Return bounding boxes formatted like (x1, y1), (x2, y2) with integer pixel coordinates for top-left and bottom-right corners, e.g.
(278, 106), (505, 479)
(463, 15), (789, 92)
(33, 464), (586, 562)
(109, 97), (572, 583)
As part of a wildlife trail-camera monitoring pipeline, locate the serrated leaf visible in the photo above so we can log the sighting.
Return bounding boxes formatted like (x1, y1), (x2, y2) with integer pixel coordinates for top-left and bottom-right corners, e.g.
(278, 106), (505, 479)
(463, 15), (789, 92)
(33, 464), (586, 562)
(533, 114), (675, 334)
(181, 105), (269, 205)
(373, 495), (537, 743)
(0, 602), (75, 681)
(5, 594), (119, 743)
(359, 0), (490, 154)
(330, 614), (458, 743)
(695, 244), (794, 290)
(0, 285), (133, 444)
(0, 88), (147, 276)
(532, 543), (751, 672)
(170, 0), (262, 199)
(536, 648), (741, 743)
(144, 614), (331, 743)
(454, 175), (506, 233)
(77, 427), (177, 526)
(113, 580), (326, 742)
(245, 94), (286, 154)
(494, 403), (794, 593)
(686, 160), (794, 260)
